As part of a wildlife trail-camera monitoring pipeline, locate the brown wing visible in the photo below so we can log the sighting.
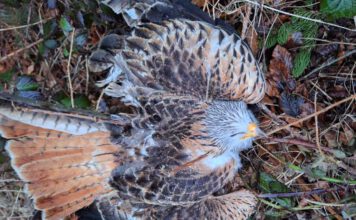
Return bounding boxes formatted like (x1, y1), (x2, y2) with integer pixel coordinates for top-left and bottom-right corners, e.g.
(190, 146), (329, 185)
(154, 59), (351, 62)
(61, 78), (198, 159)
(89, 18), (265, 103)
(0, 105), (123, 220)
(108, 93), (238, 208)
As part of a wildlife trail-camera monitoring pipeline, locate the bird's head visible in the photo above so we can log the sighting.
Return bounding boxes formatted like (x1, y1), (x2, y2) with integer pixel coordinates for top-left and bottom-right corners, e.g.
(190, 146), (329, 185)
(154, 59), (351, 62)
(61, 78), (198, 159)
(205, 101), (265, 153)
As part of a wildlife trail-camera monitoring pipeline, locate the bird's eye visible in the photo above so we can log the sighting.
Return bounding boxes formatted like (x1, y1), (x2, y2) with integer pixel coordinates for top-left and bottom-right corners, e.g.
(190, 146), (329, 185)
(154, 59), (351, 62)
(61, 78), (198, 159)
(230, 132), (244, 137)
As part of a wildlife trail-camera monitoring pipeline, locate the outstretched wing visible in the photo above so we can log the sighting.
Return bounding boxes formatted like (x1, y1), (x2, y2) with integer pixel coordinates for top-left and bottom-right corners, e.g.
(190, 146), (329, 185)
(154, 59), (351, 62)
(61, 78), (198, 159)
(89, 19), (265, 103)
(108, 93), (238, 208)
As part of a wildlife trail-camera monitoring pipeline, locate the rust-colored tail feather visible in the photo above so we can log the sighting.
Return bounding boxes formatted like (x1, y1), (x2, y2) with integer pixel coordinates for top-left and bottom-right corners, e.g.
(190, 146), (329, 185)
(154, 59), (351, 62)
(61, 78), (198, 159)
(0, 110), (119, 220)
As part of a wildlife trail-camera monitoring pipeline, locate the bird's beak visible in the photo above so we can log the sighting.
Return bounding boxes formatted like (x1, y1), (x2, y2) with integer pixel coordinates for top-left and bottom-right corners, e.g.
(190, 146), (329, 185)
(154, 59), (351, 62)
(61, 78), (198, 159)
(240, 123), (265, 140)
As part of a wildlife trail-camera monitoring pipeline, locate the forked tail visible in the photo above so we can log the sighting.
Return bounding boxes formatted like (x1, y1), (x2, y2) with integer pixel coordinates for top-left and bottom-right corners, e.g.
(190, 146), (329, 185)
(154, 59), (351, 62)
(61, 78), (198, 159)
(0, 105), (120, 220)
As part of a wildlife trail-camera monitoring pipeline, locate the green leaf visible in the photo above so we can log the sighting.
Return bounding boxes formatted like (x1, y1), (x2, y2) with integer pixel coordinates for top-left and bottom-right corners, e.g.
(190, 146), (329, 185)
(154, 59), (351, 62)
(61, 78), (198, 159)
(59, 16), (73, 34)
(277, 24), (292, 45)
(265, 210), (289, 218)
(60, 95), (91, 109)
(74, 95), (91, 108)
(321, 0), (356, 19)
(63, 48), (69, 57)
(0, 69), (15, 82)
(311, 167), (327, 178)
(16, 76), (39, 91)
(264, 33), (278, 49)
(292, 49), (311, 77)
(43, 20), (57, 37)
(38, 42), (48, 57)
(259, 173), (287, 199)
(259, 172), (293, 208)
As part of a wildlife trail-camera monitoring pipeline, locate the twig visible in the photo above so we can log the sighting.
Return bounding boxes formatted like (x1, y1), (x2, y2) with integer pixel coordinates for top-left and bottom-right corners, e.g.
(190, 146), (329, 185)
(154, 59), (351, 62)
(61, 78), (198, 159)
(0, 17), (54, 32)
(265, 137), (333, 153)
(267, 94), (356, 136)
(0, 39), (43, 62)
(258, 188), (339, 198)
(314, 92), (325, 158)
(67, 28), (76, 108)
(258, 103), (286, 125)
(301, 49), (356, 80)
(85, 56), (90, 95)
(309, 81), (333, 101)
(240, 0), (356, 32)
(296, 179), (343, 220)
(96, 89), (105, 111)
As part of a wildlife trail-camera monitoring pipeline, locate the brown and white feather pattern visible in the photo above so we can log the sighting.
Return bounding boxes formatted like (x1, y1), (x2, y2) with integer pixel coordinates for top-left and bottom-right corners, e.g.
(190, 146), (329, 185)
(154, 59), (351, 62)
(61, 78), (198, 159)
(0, 94), (258, 219)
(89, 19), (265, 103)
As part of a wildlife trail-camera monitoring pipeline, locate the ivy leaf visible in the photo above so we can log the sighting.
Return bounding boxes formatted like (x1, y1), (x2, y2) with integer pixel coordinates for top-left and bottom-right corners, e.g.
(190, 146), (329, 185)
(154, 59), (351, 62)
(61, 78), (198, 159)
(321, 0), (356, 19)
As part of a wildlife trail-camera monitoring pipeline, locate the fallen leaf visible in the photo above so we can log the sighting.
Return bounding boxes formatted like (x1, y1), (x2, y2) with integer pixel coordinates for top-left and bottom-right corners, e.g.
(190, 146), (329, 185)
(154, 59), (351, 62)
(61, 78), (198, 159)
(266, 45), (295, 97)
(315, 43), (338, 56)
(191, 0), (206, 7)
(324, 130), (340, 148)
(279, 91), (304, 117)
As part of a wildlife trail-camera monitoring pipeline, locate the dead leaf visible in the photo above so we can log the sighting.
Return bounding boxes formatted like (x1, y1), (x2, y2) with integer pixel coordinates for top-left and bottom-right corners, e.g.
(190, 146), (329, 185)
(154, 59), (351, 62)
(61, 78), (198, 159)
(315, 43), (338, 57)
(191, 0), (206, 7)
(279, 91), (304, 117)
(324, 130), (340, 148)
(266, 45), (295, 97)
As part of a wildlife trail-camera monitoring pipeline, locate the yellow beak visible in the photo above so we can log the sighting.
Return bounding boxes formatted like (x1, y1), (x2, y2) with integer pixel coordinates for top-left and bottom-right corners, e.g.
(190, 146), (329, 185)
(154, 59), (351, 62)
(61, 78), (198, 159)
(240, 123), (258, 140)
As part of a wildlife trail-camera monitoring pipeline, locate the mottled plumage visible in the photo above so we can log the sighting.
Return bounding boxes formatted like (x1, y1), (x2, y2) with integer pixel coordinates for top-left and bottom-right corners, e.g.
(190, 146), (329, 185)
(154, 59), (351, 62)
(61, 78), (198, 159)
(0, 0), (266, 219)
